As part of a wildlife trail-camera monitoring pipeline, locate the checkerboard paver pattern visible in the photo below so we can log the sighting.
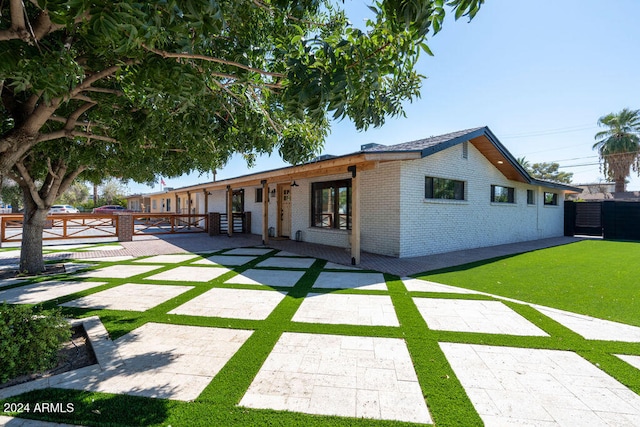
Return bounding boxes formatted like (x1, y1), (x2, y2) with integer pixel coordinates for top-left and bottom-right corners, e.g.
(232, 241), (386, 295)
(145, 266), (230, 282)
(413, 298), (549, 336)
(57, 323), (253, 401)
(169, 287), (286, 320)
(78, 264), (162, 279)
(292, 293), (399, 326)
(225, 269), (305, 287)
(192, 255), (257, 266)
(441, 342), (640, 426)
(0, 280), (107, 304)
(312, 272), (387, 290)
(133, 254), (199, 264)
(240, 332), (432, 424)
(61, 283), (193, 312)
(255, 257), (316, 269)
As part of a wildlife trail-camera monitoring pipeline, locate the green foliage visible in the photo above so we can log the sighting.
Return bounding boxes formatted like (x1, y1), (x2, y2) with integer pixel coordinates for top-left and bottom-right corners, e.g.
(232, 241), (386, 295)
(593, 108), (640, 191)
(517, 157), (573, 184)
(0, 304), (71, 383)
(56, 181), (90, 206)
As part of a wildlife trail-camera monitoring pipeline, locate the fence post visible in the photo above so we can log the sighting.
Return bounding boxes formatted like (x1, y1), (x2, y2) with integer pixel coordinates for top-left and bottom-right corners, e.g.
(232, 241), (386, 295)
(117, 214), (133, 242)
(563, 201), (576, 236)
(244, 212), (251, 233)
(209, 212), (220, 236)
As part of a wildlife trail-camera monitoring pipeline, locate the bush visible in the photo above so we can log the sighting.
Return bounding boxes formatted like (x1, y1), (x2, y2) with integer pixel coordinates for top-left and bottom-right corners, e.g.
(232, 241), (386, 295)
(0, 304), (71, 383)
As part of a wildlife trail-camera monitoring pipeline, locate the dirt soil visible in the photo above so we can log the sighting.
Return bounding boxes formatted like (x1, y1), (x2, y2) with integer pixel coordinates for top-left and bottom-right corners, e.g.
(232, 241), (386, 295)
(0, 324), (98, 390)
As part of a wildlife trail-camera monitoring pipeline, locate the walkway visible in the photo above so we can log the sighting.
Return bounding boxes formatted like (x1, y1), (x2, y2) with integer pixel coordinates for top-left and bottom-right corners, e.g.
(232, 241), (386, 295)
(2, 234), (582, 277)
(0, 239), (639, 426)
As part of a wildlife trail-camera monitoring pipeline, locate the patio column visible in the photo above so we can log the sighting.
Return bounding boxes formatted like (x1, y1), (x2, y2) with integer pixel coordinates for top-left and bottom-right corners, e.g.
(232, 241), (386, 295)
(203, 189), (209, 214)
(175, 193), (179, 213)
(261, 179), (269, 245)
(226, 185), (233, 236)
(348, 165), (361, 265)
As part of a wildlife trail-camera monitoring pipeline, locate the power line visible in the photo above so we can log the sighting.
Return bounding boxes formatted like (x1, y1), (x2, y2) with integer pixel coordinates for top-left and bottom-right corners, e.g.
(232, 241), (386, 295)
(502, 124), (597, 139)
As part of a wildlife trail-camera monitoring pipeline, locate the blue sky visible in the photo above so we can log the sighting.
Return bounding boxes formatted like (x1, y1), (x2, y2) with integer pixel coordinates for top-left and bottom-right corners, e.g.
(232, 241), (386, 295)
(128, 0), (640, 194)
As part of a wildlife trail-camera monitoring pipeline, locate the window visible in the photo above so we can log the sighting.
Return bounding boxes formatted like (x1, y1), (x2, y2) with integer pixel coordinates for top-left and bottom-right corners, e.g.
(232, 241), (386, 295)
(166, 198), (171, 212)
(491, 185), (515, 203)
(462, 141), (468, 159)
(311, 179), (351, 230)
(544, 192), (558, 205)
(527, 189), (535, 205)
(255, 188), (263, 203)
(152, 200), (157, 210)
(425, 177), (465, 200)
(232, 190), (244, 212)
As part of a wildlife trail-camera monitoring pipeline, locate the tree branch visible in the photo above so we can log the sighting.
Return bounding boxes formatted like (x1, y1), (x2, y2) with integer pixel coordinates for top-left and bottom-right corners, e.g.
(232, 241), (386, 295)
(13, 160), (45, 210)
(84, 87), (125, 96)
(143, 45), (285, 79)
(64, 101), (97, 130)
(37, 130), (118, 143)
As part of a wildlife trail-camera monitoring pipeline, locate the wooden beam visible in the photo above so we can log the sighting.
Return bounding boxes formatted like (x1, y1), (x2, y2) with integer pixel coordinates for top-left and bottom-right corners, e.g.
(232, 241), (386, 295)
(226, 185), (233, 237)
(350, 166), (361, 265)
(203, 189), (209, 214)
(261, 180), (269, 245)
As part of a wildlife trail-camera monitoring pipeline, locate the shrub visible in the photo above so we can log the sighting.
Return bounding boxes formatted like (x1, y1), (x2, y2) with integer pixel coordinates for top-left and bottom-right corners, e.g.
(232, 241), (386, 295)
(0, 303), (71, 383)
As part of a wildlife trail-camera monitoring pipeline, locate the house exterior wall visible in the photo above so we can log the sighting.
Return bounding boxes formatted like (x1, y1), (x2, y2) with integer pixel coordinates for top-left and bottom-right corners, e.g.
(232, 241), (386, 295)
(398, 143), (565, 257)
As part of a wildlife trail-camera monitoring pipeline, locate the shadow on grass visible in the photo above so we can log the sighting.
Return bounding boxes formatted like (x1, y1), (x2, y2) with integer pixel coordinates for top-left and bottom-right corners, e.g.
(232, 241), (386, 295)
(1, 388), (175, 426)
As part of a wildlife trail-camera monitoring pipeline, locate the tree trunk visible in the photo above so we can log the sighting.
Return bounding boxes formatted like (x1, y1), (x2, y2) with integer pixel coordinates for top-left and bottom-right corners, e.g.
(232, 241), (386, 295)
(615, 177), (626, 193)
(19, 192), (48, 274)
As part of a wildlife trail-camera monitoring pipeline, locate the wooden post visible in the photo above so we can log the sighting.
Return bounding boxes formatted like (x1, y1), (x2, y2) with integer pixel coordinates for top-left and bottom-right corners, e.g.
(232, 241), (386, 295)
(261, 180), (269, 245)
(203, 189), (209, 214)
(226, 185), (233, 236)
(175, 194), (179, 213)
(349, 166), (360, 265)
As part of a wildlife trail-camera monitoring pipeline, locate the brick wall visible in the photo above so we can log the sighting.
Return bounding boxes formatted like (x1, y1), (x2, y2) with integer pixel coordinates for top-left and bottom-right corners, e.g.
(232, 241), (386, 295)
(398, 142), (565, 257)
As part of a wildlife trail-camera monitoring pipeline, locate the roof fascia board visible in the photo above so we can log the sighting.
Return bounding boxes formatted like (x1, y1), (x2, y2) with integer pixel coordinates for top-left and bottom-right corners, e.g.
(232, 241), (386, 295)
(480, 127), (533, 183)
(419, 127), (489, 158)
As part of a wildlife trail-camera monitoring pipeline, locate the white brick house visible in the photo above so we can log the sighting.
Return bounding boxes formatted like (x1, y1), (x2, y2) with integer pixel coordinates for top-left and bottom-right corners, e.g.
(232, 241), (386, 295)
(159, 127), (580, 262)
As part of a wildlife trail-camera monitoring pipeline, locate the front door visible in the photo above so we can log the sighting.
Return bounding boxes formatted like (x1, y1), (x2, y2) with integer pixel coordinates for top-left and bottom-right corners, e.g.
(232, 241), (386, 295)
(279, 184), (292, 237)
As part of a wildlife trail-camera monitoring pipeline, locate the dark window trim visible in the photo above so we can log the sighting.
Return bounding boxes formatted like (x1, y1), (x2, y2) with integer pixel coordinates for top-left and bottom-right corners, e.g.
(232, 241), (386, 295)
(491, 185), (515, 203)
(544, 192), (558, 206)
(310, 179), (352, 230)
(527, 189), (535, 205)
(425, 176), (466, 200)
(255, 188), (263, 203)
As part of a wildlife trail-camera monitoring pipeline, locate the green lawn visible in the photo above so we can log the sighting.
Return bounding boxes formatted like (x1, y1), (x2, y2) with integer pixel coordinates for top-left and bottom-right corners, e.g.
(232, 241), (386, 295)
(415, 240), (640, 327)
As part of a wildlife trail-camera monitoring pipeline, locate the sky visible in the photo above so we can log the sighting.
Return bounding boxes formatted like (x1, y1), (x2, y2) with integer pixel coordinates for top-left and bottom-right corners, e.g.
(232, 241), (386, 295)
(127, 0), (640, 195)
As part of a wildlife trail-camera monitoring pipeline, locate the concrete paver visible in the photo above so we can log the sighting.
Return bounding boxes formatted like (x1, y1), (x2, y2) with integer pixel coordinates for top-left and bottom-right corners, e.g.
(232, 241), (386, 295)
(403, 277), (479, 294)
(414, 298), (549, 336)
(224, 248), (273, 256)
(145, 266), (230, 282)
(61, 283), (193, 311)
(192, 255), (257, 266)
(440, 342), (640, 426)
(532, 305), (640, 343)
(0, 280), (107, 304)
(292, 293), (399, 326)
(312, 272), (387, 291)
(57, 323), (253, 401)
(77, 264), (162, 279)
(169, 287), (286, 320)
(617, 354), (640, 371)
(240, 332), (432, 424)
(225, 269), (305, 287)
(133, 254), (199, 264)
(255, 257), (316, 269)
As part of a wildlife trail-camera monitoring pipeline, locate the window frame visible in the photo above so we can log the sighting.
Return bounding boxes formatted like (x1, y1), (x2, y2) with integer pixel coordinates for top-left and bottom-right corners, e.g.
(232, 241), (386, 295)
(425, 176), (466, 201)
(255, 188), (263, 203)
(310, 179), (352, 230)
(527, 189), (535, 205)
(544, 192), (559, 206)
(491, 185), (515, 204)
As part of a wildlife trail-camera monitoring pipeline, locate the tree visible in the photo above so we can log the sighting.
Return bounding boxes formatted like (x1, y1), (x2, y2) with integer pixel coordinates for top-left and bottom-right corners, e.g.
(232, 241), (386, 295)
(593, 108), (640, 192)
(1, 0), (484, 272)
(56, 181), (89, 207)
(99, 178), (126, 205)
(517, 157), (573, 184)
(0, 177), (22, 212)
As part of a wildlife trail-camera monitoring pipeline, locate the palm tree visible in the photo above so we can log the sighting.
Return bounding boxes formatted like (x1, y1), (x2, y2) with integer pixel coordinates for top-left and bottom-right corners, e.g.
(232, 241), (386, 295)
(593, 108), (640, 192)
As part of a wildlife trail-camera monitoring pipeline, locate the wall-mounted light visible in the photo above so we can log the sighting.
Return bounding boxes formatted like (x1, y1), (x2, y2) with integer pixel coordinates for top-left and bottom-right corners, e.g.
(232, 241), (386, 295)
(291, 180), (299, 187)
(270, 188), (276, 197)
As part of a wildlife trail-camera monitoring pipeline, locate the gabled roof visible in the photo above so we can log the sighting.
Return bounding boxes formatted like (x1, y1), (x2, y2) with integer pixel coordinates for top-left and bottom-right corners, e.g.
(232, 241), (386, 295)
(156, 126), (581, 194)
(363, 126), (581, 192)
